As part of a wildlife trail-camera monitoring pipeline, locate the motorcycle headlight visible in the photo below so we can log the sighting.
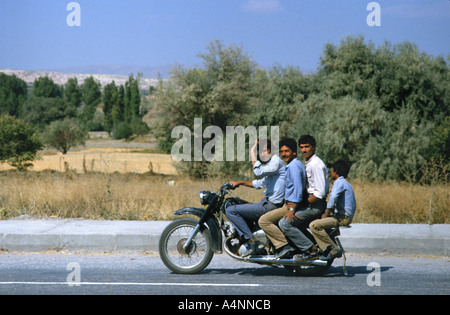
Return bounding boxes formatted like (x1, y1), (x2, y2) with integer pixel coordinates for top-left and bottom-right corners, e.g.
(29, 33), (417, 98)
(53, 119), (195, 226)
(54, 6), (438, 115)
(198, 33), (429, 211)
(199, 191), (215, 205)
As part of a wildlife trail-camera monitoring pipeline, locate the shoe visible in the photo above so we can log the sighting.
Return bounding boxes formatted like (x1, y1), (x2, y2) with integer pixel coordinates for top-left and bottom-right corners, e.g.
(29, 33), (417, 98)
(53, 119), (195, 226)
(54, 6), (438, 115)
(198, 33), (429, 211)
(293, 251), (320, 262)
(319, 244), (342, 261)
(275, 245), (295, 259)
(241, 241), (261, 257)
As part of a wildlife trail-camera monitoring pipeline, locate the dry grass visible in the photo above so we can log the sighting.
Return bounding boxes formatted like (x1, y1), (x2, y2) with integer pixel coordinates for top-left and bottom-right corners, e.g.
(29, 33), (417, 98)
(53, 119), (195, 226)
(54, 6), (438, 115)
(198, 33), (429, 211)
(352, 180), (449, 224)
(0, 171), (448, 224)
(0, 147), (178, 175)
(0, 140), (447, 223)
(0, 172), (262, 221)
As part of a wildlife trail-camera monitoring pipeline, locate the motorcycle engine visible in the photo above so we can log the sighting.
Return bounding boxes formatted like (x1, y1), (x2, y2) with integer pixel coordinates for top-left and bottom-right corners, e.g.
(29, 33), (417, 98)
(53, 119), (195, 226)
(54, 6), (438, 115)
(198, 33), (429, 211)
(253, 230), (268, 245)
(238, 230), (268, 256)
(238, 244), (249, 256)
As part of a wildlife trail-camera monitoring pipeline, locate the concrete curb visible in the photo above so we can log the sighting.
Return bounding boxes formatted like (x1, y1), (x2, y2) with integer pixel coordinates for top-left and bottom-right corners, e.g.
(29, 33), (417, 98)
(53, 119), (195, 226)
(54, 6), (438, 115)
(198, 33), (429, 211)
(0, 219), (448, 256)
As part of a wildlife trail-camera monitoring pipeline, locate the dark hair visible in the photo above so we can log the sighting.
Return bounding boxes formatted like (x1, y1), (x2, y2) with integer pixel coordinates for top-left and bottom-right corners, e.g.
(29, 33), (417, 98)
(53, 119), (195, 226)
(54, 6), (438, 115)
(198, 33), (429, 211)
(279, 138), (297, 153)
(298, 135), (316, 147)
(331, 160), (351, 178)
(258, 138), (272, 152)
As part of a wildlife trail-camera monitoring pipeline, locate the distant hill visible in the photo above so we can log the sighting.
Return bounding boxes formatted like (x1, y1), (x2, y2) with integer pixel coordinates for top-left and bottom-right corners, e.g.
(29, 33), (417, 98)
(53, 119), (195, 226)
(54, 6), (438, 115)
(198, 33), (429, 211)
(0, 66), (173, 91)
(47, 64), (175, 79)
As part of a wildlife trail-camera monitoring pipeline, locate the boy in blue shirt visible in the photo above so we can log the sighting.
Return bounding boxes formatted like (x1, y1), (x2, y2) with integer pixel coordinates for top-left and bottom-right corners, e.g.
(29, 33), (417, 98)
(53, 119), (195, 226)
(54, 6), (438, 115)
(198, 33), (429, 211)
(307, 160), (356, 261)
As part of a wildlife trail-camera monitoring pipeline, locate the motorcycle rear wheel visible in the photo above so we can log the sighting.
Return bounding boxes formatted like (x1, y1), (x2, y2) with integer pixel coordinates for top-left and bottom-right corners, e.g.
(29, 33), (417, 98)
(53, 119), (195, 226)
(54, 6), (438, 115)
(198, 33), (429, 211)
(159, 218), (214, 274)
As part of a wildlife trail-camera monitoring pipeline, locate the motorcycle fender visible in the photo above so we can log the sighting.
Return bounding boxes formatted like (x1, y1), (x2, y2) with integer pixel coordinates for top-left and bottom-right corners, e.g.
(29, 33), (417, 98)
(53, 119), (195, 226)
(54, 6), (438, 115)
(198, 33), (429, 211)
(173, 207), (223, 253)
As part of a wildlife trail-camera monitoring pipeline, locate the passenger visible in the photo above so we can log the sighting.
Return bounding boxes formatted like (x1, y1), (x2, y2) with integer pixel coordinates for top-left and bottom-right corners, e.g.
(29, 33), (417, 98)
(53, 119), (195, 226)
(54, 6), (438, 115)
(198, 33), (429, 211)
(258, 138), (306, 259)
(278, 135), (329, 260)
(227, 139), (285, 257)
(309, 160), (356, 261)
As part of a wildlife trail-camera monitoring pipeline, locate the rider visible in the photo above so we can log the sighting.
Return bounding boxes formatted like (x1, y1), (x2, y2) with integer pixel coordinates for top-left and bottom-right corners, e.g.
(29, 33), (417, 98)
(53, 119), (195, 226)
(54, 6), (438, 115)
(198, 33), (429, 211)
(258, 138), (306, 258)
(227, 139), (285, 257)
(278, 135), (329, 260)
(309, 160), (356, 261)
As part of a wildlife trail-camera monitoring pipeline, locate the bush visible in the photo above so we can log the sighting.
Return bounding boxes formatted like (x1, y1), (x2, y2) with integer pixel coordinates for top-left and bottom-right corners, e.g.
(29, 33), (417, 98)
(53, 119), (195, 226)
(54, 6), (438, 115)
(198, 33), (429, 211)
(42, 118), (88, 154)
(0, 114), (43, 171)
(112, 122), (133, 140)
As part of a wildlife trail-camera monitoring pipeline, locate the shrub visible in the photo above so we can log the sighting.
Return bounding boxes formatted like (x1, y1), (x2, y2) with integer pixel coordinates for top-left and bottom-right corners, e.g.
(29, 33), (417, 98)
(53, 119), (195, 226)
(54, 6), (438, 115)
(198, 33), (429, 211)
(0, 114), (43, 171)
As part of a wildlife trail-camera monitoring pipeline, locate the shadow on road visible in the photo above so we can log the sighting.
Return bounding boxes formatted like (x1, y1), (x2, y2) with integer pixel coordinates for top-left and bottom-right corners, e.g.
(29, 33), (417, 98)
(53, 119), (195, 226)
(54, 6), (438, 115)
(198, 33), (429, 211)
(197, 264), (394, 278)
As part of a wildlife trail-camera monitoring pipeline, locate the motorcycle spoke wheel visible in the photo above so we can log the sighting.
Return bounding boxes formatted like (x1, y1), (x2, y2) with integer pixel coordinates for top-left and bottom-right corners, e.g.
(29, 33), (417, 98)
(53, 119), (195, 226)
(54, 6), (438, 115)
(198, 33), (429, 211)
(159, 218), (214, 274)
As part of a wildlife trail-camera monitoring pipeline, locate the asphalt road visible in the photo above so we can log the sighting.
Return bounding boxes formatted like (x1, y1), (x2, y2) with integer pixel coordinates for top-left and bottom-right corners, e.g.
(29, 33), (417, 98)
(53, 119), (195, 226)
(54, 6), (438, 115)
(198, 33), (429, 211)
(0, 252), (448, 297)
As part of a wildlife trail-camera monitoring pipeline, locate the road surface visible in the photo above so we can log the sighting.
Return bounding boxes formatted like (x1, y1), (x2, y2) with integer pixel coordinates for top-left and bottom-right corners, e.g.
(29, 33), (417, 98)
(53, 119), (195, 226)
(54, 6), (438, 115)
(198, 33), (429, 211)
(0, 252), (448, 297)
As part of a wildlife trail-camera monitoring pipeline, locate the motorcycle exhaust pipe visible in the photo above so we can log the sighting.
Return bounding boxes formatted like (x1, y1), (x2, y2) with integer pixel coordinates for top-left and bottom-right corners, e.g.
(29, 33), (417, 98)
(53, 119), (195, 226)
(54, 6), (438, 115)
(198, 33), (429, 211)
(245, 256), (329, 267)
(223, 236), (328, 267)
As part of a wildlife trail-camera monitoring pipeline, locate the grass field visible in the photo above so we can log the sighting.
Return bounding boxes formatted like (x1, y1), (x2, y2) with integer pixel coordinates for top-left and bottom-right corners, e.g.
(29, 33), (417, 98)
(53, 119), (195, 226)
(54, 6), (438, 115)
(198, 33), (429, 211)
(0, 139), (448, 224)
(0, 144), (177, 175)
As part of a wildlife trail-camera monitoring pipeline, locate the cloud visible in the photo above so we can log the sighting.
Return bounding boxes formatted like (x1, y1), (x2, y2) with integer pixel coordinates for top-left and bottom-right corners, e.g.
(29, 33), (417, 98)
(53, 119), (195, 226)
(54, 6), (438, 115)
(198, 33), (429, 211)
(242, 0), (283, 14)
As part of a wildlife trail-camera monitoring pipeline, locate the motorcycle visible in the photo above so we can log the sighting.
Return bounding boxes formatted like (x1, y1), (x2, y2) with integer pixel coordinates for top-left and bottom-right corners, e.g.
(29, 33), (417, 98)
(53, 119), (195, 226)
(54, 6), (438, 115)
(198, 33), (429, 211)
(159, 182), (349, 276)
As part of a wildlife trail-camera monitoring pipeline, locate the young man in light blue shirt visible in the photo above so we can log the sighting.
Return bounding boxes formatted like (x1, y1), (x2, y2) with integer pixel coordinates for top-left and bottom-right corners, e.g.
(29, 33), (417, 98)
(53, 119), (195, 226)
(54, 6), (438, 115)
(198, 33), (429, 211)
(227, 139), (285, 257)
(309, 160), (356, 261)
(278, 135), (329, 259)
(258, 138), (306, 258)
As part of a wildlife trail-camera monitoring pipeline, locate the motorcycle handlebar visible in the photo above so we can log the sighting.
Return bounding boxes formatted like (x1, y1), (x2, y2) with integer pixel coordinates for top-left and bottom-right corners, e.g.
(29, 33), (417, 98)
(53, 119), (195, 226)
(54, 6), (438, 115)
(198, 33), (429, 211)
(223, 182), (235, 191)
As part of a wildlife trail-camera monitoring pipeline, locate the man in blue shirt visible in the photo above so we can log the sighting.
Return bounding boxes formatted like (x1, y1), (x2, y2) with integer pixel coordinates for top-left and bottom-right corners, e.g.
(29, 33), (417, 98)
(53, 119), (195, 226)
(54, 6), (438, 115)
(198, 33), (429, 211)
(308, 160), (356, 261)
(227, 139), (285, 257)
(279, 135), (329, 259)
(258, 138), (306, 258)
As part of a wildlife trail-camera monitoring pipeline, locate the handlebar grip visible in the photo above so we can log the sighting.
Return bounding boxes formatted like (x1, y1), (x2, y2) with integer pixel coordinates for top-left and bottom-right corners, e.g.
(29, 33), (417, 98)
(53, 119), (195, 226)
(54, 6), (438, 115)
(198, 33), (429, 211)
(224, 182), (235, 190)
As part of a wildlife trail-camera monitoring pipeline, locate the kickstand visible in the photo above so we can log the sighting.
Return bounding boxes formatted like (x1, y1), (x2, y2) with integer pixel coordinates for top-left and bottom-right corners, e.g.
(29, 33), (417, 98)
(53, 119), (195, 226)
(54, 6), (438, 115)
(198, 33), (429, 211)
(342, 251), (349, 276)
(335, 237), (349, 277)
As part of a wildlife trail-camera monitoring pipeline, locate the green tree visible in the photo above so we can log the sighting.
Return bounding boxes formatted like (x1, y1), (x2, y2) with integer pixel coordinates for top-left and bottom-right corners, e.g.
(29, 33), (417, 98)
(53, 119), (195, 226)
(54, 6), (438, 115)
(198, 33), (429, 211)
(152, 40), (257, 177)
(286, 95), (385, 163)
(21, 95), (75, 130)
(102, 81), (118, 133)
(304, 35), (449, 181)
(199, 40), (256, 128)
(123, 75), (141, 124)
(33, 76), (62, 98)
(318, 35), (377, 100)
(374, 42), (449, 121)
(112, 121), (133, 140)
(287, 95), (434, 182)
(111, 85), (125, 128)
(148, 37), (448, 181)
(430, 116), (450, 164)
(79, 76), (101, 126)
(0, 114), (43, 171)
(153, 40), (256, 151)
(64, 77), (82, 109)
(42, 118), (88, 154)
(0, 73), (28, 116)
(318, 36), (449, 122)
(251, 65), (310, 136)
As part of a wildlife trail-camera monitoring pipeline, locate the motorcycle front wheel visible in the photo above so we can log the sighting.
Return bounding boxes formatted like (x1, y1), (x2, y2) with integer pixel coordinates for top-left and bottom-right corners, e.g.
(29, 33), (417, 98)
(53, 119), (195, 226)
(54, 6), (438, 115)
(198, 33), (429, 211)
(159, 218), (214, 274)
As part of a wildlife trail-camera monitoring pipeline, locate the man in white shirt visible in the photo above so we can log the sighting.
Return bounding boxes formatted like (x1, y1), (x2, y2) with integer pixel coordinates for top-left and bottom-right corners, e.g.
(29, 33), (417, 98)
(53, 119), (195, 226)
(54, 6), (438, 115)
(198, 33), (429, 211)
(278, 135), (329, 259)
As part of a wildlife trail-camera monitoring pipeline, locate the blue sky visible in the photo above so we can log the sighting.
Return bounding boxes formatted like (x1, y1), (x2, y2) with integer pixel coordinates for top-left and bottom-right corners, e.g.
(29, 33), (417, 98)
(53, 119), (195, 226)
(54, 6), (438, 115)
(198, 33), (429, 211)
(1, 0), (449, 75)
